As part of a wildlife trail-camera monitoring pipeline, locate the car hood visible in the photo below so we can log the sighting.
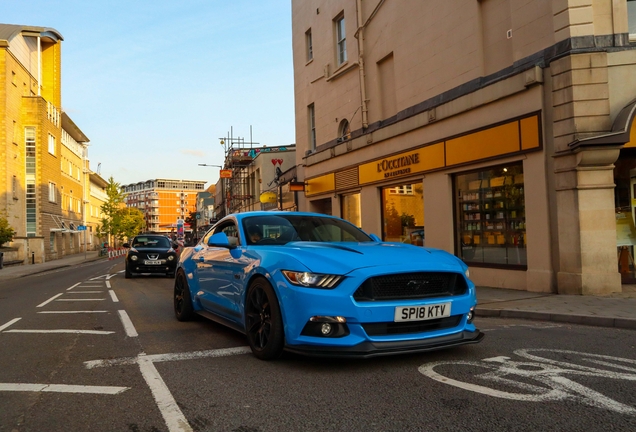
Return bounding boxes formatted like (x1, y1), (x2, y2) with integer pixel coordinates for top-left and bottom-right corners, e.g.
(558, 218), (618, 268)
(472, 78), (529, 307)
(274, 242), (464, 274)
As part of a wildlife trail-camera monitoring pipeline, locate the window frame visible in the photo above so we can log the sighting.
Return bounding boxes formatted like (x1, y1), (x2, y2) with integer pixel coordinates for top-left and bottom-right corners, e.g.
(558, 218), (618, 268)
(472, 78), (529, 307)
(48, 133), (56, 155)
(305, 28), (313, 62)
(49, 182), (57, 203)
(308, 103), (316, 151)
(335, 14), (347, 66)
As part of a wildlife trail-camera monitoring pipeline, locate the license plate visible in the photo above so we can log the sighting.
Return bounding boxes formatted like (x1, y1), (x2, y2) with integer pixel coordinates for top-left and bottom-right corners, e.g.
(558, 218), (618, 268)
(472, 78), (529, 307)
(394, 302), (451, 322)
(144, 260), (161, 265)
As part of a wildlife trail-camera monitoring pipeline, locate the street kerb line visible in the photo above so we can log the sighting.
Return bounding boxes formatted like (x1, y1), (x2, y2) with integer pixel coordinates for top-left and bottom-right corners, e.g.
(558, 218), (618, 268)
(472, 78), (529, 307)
(0, 318), (21, 332)
(110, 290), (119, 302)
(117, 310), (138, 337)
(37, 293), (63, 307)
(0, 383), (129, 395)
(66, 282), (81, 291)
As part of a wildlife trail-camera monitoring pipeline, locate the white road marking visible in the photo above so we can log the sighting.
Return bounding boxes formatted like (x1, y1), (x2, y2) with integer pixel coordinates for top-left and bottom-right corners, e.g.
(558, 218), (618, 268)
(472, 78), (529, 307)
(37, 293), (63, 307)
(84, 346), (252, 369)
(0, 383), (129, 394)
(5, 329), (114, 335)
(0, 318), (21, 332)
(55, 298), (106, 301)
(67, 291), (104, 294)
(38, 311), (108, 314)
(117, 310), (138, 337)
(137, 355), (193, 432)
(109, 290), (119, 302)
(106, 281), (111, 288)
(66, 282), (81, 291)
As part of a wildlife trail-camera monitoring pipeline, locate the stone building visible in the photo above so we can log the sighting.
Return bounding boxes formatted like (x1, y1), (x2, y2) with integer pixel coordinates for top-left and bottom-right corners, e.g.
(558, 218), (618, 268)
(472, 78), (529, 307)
(292, 0), (636, 295)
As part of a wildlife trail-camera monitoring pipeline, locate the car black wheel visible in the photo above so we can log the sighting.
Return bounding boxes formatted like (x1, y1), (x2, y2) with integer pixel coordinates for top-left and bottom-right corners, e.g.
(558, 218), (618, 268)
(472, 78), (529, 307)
(174, 270), (195, 321)
(245, 277), (284, 360)
(125, 264), (132, 279)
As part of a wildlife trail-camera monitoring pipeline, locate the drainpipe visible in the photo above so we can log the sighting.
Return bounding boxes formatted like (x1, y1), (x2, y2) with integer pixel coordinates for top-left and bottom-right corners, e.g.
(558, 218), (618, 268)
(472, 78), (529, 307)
(355, 0), (369, 129)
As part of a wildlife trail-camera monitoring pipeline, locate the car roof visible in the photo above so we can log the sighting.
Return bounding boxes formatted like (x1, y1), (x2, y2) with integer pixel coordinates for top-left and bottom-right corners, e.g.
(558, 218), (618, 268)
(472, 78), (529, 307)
(229, 211), (339, 221)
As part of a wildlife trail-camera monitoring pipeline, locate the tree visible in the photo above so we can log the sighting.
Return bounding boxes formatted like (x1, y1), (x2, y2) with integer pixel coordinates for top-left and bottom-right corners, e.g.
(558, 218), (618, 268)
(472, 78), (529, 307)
(115, 207), (146, 242)
(0, 214), (15, 246)
(100, 177), (125, 246)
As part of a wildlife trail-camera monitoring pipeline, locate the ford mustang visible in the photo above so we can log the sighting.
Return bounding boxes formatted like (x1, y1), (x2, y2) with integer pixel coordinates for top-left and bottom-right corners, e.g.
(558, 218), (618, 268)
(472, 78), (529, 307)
(173, 211), (483, 360)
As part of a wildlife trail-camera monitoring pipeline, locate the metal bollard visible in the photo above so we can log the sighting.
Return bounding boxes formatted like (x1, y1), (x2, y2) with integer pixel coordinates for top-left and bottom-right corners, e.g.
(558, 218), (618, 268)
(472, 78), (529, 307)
(31, 251), (35, 264)
(0, 252), (3, 269)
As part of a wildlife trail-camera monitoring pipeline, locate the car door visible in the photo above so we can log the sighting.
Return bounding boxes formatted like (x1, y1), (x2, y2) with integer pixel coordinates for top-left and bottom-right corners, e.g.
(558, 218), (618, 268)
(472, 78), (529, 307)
(195, 221), (245, 323)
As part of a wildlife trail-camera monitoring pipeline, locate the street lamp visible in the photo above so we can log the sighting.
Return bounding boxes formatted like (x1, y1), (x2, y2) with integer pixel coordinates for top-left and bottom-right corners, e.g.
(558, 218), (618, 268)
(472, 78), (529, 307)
(198, 163), (227, 217)
(198, 164), (223, 168)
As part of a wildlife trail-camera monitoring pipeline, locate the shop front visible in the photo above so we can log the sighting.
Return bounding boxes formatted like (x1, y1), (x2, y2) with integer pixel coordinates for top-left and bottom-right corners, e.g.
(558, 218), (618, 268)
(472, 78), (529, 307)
(305, 113), (543, 291)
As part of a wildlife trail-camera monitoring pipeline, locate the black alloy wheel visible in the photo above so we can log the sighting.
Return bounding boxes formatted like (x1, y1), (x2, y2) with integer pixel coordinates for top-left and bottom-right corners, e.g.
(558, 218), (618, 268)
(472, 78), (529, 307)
(174, 270), (194, 321)
(245, 277), (284, 360)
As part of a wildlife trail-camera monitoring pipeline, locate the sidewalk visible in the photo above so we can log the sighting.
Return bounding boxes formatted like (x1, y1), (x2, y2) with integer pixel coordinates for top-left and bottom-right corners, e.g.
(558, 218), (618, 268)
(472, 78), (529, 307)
(1, 253), (636, 330)
(0, 251), (107, 281)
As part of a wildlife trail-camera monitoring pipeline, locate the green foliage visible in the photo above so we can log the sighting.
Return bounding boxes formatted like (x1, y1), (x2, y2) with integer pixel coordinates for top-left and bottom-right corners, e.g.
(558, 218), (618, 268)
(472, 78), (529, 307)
(0, 214), (16, 246)
(185, 211), (197, 232)
(99, 177), (145, 244)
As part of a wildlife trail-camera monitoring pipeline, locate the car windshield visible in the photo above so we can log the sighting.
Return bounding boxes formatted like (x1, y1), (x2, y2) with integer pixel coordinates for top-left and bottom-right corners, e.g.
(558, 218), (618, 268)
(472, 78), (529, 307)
(132, 236), (170, 248)
(242, 215), (372, 245)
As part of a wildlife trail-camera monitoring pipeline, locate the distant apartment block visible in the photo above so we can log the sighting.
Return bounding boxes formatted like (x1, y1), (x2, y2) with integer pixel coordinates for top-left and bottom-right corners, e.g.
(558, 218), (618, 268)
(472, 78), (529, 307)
(122, 179), (207, 234)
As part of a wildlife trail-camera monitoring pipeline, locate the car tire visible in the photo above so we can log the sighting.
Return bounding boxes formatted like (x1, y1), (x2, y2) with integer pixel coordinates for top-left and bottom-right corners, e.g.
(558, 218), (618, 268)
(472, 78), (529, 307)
(245, 277), (284, 360)
(125, 265), (132, 279)
(174, 270), (195, 321)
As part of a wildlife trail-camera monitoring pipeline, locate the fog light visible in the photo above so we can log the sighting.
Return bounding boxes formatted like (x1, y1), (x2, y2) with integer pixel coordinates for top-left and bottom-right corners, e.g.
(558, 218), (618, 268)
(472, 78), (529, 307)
(320, 323), (332, 335)
(467, 307), (475, 323)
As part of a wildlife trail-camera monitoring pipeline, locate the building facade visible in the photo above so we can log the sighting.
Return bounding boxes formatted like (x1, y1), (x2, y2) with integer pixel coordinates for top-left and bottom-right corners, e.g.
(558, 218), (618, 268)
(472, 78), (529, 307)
(86, 171), (108, 249)
(122, 179), (206, 234)
(1, 24), (96, 263)
(292, 0), (636, 295)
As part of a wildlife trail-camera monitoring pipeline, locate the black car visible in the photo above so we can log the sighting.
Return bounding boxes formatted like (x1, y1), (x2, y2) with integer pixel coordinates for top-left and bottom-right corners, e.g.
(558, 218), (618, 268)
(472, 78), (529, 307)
(123, 234), (179, 278)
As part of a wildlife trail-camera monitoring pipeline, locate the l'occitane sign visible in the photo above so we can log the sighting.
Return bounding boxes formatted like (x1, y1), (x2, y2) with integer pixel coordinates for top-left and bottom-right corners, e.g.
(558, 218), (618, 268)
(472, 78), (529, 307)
(359, 143), (444, 184)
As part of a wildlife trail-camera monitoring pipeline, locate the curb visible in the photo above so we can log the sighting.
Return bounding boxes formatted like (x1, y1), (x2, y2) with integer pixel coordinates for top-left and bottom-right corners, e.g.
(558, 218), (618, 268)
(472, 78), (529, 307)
(476, 308), (636, 330)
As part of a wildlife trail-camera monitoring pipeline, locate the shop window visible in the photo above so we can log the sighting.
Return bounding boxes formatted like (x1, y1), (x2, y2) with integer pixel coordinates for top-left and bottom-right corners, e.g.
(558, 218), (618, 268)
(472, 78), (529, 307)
(341, 193), (361, 227)
(381, 182), (424, 246)
(455, 163), (526, 267)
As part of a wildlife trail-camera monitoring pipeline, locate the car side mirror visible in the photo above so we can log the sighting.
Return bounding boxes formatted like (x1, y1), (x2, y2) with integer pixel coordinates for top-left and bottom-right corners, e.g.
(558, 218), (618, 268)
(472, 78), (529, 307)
(123, 243), (130, 248)
(207, 232), (236, 249)
(369, 234), (381, 242)
(172, 242), (179, 249)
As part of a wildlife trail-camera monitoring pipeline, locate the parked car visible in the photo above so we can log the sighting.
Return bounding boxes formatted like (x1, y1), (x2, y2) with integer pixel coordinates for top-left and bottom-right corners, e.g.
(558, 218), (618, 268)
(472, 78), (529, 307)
(173, 211), (483, 360)
(123, 234), (179, 278)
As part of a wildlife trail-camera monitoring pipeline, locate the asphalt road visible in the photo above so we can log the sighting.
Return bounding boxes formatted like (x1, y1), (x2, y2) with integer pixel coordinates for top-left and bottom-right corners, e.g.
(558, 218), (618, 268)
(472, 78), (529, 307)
(1, 261), (635, 432)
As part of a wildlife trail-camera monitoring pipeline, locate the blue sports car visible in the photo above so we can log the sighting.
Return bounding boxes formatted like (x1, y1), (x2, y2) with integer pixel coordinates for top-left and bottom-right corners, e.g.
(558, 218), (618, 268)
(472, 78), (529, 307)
(173, 211), (483, 360)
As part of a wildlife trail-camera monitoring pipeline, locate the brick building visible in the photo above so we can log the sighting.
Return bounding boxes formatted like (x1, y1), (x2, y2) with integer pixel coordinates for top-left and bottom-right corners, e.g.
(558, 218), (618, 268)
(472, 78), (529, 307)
(292, 1), (636, 295)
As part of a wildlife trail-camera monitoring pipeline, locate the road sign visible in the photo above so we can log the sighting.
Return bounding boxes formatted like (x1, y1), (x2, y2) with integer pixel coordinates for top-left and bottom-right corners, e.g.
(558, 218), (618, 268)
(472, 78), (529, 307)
(77, 225), (87, 231)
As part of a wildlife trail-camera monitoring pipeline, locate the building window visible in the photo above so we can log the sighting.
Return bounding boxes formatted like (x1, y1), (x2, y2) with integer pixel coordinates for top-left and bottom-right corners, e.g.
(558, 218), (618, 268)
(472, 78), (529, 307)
(48, 134), (56, 155)
(335, 14), (347, 65)
(306, 28), (313, 61)
(25, 127), (36, 236)
(341, 193), (361, 227)
(338, 119), (350, 142)
(49, 182), (57, 202)
(50, 232), (56, 252)
(629, 0), (636, 42)
(381, 182), (424, 246)
(308, 103), (316, 151)
(455, 163), (526, 267)
(12, 176), (18, 200)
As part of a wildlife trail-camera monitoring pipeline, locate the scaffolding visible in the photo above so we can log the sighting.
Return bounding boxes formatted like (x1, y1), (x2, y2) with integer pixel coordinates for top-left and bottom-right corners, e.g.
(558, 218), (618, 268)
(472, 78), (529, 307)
(219, 127), (259, 215)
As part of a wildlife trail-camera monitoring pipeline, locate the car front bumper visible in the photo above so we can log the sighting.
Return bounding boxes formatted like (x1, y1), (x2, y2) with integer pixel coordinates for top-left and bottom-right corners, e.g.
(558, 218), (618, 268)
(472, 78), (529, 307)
(284, 329), (484, 358)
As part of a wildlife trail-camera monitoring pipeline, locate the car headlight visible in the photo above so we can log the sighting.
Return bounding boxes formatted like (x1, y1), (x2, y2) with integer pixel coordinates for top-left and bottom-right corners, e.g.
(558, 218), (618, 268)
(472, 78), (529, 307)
(167, 255), (175, 261)
(465, 268), (470, 278)
(282, 271), (343, 289)
(130, 255), (138, 261)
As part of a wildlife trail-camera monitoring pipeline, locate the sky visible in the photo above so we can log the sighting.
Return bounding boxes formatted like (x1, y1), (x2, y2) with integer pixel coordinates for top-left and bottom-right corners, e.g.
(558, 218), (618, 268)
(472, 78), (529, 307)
(2, 0), (296, 187)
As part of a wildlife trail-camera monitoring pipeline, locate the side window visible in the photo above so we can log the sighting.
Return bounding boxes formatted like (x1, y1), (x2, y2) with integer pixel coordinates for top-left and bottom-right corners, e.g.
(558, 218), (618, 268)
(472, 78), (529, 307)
(212, 221), (239, 246)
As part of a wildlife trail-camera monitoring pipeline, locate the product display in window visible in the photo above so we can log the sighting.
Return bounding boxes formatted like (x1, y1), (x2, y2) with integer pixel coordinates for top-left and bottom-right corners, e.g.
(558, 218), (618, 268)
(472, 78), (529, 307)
(456, 164), (526, 266)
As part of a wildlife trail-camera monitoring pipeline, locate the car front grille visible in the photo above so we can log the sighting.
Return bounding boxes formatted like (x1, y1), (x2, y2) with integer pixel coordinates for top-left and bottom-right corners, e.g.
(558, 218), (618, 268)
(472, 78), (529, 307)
(353, 272), (467, 301)
(362, 316), (462, 336)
